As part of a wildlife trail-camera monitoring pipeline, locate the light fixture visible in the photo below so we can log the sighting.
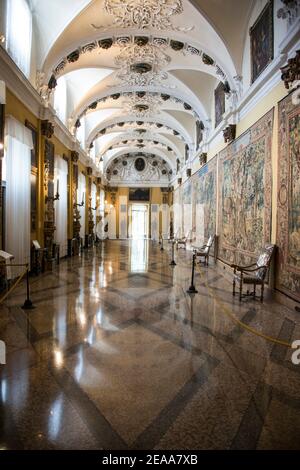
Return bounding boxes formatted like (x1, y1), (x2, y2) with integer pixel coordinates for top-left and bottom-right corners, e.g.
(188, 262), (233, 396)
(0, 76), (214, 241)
(0, 34), (5, 44)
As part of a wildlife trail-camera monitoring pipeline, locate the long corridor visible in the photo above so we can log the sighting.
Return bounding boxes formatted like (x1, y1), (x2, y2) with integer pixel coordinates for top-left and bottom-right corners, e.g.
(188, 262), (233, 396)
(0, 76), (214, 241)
(1, 240), (300, 450)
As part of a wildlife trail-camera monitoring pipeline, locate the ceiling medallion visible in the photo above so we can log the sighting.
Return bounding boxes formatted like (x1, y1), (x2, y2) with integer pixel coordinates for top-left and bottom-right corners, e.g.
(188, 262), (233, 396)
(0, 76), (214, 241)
(123, 93), (163, 117)
(130, 62), (152, 74)
(115, 44), (170, 86)
(92, 0), (193, 32)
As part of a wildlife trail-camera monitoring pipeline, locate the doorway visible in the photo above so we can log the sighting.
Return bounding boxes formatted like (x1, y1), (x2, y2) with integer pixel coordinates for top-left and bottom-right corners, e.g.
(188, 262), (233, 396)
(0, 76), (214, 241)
(130, 204), (149, 239)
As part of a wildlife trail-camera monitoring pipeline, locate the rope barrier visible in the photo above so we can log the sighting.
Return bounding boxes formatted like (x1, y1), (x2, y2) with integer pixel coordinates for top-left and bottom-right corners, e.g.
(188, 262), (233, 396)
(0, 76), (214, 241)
(0, 263), (34, 308)
(184, 254), (292, 349)
(194, 261), (292, 348)
(0, 266), (28, 304)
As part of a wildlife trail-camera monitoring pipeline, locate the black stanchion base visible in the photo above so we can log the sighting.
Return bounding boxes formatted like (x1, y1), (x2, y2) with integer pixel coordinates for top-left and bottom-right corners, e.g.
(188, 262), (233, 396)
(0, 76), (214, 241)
(22, 299), (35, 309)
(160, 246), (164, 251)
(169, 260), (177, 266)
(187, 286), (198, 294)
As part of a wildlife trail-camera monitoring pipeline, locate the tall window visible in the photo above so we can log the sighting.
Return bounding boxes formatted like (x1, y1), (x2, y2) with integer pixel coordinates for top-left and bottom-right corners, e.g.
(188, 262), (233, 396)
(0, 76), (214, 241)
(54, 77), (67, 124)
(6, 0), (32, 77)
(76, 118), (86, 150)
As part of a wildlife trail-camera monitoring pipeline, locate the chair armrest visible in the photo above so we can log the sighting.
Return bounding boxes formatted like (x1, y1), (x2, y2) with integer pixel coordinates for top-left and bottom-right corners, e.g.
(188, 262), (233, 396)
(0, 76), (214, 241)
(231, 262), (256, 269)
(239, 265), (268, 273)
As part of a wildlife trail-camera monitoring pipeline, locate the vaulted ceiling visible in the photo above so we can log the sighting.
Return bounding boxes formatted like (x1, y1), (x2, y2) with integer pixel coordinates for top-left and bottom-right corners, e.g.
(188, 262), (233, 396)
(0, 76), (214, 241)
(29, 0), (255, 180)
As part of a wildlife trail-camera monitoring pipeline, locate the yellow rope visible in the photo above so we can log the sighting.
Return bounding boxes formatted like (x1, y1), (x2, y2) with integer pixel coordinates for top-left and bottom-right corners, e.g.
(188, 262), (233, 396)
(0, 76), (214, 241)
(0, 267), (28, 305)
(194, 261), (292, 349)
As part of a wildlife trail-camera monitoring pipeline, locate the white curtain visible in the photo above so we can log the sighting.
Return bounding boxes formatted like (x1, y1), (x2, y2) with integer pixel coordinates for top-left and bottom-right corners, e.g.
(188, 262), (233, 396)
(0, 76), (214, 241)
(6, 0), (32, 77)
(5, 116), (33, 276)
(78, 172), (86, 240)
(54, 156), (68, 257)
(91, 183), (97, 234)
(96, 189), (105, 240)
(53, 77), (67, 125)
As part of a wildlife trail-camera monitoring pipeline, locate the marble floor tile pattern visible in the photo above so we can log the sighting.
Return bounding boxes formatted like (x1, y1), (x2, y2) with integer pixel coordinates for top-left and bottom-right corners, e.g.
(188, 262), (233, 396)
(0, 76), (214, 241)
(0, 239), (300, 450)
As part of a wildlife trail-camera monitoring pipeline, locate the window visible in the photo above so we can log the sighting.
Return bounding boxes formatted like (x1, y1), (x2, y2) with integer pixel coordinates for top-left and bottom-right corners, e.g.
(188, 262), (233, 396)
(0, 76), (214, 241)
(54, 77), (67, 124)
(76, 118), (86, 150)
(6, 0), (32, 77)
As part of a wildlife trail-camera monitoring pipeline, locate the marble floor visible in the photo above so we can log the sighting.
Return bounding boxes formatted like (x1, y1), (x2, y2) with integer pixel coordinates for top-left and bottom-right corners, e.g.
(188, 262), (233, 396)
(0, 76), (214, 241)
(0, 239), (300, 450)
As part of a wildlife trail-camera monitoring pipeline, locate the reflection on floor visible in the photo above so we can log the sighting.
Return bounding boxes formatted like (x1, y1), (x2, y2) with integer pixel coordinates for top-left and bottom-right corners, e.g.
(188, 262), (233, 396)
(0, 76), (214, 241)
(0, 240), (300, 450)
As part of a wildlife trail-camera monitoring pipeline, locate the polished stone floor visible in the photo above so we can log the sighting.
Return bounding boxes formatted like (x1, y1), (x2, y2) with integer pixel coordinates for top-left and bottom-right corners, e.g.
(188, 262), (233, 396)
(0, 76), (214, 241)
(0, 239), (300, 450)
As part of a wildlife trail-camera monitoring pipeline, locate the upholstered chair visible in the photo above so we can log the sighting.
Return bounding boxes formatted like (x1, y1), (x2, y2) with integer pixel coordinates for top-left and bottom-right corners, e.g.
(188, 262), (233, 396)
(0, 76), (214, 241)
(176, 230), (192, 250)
(193, 235), (215, 266)
(231, 244), (275, 302)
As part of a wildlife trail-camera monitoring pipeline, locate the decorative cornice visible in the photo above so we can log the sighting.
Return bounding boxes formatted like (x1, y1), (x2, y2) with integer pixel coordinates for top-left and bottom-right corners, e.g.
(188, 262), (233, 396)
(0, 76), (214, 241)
(41, 119), (54, 138)
(71, 151), (79, 163)
(223, 124), (236, 143)
(0, 46), (42, 117)
(199, 152), (207, 166)
(280, 49), (300, 89)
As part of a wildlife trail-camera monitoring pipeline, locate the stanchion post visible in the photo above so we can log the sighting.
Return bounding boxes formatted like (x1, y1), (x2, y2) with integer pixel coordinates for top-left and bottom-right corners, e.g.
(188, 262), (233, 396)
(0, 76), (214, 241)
(169, 240), (176, 266)
(160, 236), (164, 251)
(22, 265), (34, 309)
(187, 252), (198, 294)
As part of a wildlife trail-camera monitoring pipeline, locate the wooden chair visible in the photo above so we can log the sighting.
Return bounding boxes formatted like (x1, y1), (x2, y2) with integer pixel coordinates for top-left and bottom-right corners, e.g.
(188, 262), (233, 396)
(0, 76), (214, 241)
(193, 235), (215, 266)
(176, 230), (192, 250)
(231, 244), (275, 302)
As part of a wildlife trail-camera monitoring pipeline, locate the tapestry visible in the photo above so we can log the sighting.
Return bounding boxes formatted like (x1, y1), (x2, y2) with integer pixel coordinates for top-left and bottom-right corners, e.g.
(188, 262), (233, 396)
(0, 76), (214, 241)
(192, 157), (217, 246)
(218, 109), (273, 266)
(250, 0), (273, 83)
(276, 93), (300, 302)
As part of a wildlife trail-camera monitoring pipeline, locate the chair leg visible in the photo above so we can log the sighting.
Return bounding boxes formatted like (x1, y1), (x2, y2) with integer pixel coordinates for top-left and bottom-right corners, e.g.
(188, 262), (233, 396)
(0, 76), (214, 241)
(239, 278), (243, 301)
(261, 282), (264, 302)
(233, 268), (236, 296)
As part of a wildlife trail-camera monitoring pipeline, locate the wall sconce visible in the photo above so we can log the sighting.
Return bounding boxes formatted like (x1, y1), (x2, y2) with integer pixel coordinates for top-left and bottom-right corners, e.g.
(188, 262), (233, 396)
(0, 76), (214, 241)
(0, 34), (5, 45)
(76, 199), (84, 207)
(76, 191), (85, 207)
(90, 196), (97, 211)
(46, 179), (60, 202)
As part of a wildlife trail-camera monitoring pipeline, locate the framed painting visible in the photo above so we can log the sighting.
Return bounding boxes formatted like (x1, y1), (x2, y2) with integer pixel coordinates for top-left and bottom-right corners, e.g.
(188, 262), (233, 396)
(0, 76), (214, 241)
(129, 188), (150, 201)
(25, 119), (38, 168)
(250, 0), (273, 84)
(214, 82), (225, 128)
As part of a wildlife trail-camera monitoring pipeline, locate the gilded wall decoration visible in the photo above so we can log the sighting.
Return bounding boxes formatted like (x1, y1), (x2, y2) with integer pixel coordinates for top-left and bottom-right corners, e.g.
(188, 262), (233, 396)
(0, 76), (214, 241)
(218, 109), (273, 266)
(276, 93), (300, 301)
(191, 157), (217, 246)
